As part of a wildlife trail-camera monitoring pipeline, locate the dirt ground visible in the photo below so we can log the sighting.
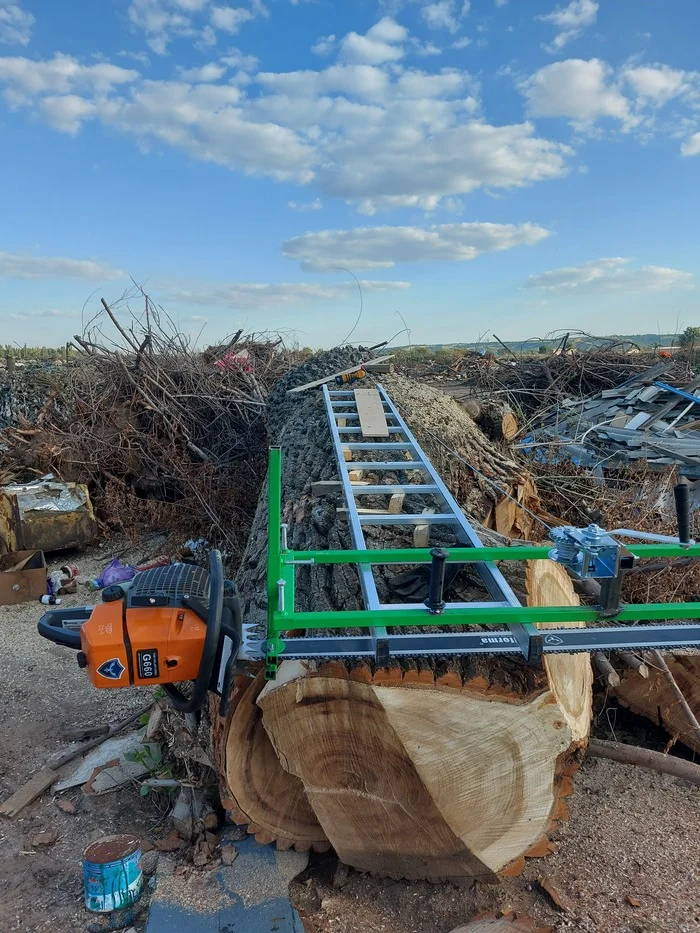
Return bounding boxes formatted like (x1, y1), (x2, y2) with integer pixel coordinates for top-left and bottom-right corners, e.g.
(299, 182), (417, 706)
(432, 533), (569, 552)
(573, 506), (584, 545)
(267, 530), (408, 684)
(2, 545), (700, 933)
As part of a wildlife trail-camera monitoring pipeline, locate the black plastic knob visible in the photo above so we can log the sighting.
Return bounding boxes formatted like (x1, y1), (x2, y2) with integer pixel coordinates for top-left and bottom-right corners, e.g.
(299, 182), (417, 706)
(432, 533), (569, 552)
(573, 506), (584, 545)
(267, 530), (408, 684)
(76, 652), (88, 669)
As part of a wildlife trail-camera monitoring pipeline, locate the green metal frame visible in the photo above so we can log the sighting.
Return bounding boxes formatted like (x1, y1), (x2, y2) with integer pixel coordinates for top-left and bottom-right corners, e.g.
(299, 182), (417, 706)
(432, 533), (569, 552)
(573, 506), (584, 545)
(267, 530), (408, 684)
(265, 447), (700, 671)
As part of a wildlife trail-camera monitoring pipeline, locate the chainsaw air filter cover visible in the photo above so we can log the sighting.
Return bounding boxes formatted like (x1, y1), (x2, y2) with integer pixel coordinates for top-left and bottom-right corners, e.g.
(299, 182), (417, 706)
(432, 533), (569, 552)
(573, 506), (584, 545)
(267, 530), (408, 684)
(127, 563), (209, 609)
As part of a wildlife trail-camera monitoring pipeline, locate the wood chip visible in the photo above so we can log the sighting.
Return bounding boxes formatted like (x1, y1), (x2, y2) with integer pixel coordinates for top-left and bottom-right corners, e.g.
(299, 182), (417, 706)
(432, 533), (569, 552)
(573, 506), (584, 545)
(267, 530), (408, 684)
(221, 844), (238, 866)
(537, 875), (575, 913)
(626, 895), (642, 908)
(154, 830), (185, 852)
(31, 828), (59, 848)
(55, 798), (76, 814)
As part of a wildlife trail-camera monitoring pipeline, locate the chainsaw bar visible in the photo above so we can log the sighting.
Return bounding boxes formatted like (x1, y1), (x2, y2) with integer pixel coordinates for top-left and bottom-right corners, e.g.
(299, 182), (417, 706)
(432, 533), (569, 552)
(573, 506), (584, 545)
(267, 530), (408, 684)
(248, 623), (700, 664)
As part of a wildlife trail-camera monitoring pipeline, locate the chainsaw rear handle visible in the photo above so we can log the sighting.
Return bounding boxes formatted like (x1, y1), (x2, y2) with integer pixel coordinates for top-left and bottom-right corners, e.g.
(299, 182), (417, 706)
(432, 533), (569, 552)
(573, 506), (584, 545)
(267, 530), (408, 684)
(37, 606), (91, 650)
(162, 549), (224, 714)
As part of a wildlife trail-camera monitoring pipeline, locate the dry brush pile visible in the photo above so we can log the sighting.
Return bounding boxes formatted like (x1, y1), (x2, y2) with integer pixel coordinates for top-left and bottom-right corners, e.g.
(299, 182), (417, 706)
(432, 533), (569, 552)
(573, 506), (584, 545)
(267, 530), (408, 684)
(0, 301), (308, 560)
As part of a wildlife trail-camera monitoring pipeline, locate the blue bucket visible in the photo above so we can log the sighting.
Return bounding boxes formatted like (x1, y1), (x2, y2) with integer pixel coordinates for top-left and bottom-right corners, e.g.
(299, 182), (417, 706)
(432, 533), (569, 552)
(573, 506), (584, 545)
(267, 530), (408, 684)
(83, 834), (143, 913)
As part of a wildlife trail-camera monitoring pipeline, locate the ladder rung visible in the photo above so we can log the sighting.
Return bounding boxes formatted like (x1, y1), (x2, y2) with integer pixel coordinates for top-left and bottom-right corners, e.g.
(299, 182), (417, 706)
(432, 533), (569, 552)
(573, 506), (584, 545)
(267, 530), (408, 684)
(344, 442), (414, 450)
(338, 427), (405, 435)
(352, 484), (439, 495)
(358, 513), (456, 525)
(331, 402), (392, 410)
(334, 413), (398, 422)
(346, 461), (426, 470)
(335, 411), (396, 418)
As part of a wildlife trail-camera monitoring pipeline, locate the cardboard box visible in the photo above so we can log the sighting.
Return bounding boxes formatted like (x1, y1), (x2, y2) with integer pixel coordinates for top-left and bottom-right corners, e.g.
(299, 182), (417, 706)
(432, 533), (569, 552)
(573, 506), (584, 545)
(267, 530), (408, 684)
(0, 550), (47, 606)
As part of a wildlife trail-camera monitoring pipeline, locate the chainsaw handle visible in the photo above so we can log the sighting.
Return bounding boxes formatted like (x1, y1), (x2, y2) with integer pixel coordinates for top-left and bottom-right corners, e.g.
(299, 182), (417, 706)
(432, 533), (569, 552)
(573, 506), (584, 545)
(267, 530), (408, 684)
(675, 483), (692, 547)
(163, 549), (224, 714)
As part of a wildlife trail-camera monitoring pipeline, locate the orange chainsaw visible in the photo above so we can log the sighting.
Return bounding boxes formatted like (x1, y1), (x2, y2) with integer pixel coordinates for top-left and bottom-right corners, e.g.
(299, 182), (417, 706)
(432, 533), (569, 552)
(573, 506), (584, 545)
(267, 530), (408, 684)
(38, 552), (245, 714)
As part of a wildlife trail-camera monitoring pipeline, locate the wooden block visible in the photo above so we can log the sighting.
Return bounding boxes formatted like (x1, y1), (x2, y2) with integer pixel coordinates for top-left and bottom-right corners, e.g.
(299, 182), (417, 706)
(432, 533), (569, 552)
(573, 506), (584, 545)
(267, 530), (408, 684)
(354, 388), (389, 437)
(363, 363), (393, 373)
(342, 447), (353, 462)
(413, 508), (434, 548)
(0, 768), (57, 817)
(388, 493), (405, 514)
(348, 470), (364, 482)
(337, 417), (347, 428)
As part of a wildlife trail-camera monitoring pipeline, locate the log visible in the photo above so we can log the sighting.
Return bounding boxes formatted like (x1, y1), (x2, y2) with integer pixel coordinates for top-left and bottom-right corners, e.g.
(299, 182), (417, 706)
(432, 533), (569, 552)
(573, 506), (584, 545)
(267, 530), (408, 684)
(211, 354), (592, 880)
(615, 654), (700, 754)
(474, 400), (519, 443)
(588, 738), (700, 786)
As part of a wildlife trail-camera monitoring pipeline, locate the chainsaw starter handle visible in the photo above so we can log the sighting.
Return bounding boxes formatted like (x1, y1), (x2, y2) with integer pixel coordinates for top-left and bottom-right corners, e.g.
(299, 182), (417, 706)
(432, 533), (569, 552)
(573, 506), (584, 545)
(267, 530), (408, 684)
(163, 549), (224, 714)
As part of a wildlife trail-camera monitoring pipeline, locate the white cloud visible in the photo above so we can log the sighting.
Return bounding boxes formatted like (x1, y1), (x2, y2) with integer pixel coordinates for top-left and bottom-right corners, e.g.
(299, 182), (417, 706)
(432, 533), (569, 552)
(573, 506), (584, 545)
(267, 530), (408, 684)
(526, 258), (694, 294)
(0, 53), (138, 105)
(210, 5), (253, 33)
(283, 221), (551, 271)
(520, 59), (636, 129)
(681, 132), (700, 157)
(623, 64), (690, 105)
(0, 251), (123, 281)
(39, 94), (97, 133)
(128, 0), (262, 54)
(539, 0), (598, 53)
(163, 278), (411, 310)
(9, 309), (80, 319)
(0, 1), (34, 46)
(220, 47), (258, 70)
(288, 198), (323, 211)
(312, 34), (336, 56)
(340, 18), (408, 65)
(178, 61), (227, 81)
(420, 1), (470, 34)
(0, 50), (572, 212)
(451, 36), (471, 49)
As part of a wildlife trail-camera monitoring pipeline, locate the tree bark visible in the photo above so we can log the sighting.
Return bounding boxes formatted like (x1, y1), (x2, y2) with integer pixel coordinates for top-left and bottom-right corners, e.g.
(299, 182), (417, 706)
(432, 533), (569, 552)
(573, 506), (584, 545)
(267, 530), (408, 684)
(211, 355), (592, 880)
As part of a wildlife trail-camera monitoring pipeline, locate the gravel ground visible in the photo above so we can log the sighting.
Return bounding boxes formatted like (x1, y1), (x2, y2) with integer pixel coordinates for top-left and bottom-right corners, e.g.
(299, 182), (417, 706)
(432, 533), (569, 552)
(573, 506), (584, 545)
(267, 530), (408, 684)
(0, 544), (160, 932)
(2, 542), (700, 932)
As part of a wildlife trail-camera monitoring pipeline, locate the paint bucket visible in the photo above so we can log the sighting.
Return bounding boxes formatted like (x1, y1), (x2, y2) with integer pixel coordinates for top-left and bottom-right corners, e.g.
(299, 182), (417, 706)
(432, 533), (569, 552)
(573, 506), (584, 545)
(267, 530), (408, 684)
(83, 834), (143, 913)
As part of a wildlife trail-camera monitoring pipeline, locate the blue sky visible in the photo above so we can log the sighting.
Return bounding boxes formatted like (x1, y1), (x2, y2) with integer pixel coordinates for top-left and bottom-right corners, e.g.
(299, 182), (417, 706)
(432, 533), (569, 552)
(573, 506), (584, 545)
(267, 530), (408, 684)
(0, 0), (698, 347)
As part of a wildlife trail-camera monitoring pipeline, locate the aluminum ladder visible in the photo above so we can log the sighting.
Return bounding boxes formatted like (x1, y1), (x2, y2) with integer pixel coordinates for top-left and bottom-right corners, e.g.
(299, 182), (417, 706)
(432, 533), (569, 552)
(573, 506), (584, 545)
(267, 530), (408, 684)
(322, 383), (542, 663)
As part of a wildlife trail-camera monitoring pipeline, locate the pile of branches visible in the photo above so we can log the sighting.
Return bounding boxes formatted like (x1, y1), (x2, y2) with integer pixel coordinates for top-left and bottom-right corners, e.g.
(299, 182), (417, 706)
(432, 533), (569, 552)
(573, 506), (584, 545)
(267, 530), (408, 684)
(1, 295), (307, 560)
(454, 350), (693, 421)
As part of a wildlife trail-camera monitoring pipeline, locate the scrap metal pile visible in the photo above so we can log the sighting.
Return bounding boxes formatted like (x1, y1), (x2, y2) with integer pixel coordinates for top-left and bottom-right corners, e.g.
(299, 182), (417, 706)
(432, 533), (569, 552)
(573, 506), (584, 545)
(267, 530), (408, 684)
(527, 361), (700, 474)
(0, 300), (306, 560)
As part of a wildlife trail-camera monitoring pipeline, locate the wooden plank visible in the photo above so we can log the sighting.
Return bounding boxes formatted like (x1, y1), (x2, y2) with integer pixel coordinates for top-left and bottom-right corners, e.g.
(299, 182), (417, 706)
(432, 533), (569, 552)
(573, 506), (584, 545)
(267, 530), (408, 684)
(0, 768), (57, 817)
(354, 388), (389, 437)
(286, 356), (394, 394)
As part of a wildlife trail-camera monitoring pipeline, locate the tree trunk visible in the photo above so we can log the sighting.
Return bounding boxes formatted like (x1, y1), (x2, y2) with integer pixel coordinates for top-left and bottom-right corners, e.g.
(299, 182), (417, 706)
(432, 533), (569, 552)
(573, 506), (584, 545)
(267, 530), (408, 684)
(211, 354), (592, 880)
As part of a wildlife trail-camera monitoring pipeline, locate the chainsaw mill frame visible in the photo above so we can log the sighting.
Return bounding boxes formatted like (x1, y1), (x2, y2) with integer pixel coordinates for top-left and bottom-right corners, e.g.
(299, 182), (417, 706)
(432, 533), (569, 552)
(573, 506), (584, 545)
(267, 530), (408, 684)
(264, 383), (700, 679)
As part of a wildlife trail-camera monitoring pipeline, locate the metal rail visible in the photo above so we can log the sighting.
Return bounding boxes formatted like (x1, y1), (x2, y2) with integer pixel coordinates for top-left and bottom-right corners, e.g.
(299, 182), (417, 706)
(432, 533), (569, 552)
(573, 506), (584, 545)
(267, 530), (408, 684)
(260, 388), (700, 678)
